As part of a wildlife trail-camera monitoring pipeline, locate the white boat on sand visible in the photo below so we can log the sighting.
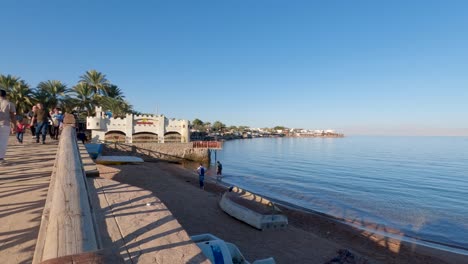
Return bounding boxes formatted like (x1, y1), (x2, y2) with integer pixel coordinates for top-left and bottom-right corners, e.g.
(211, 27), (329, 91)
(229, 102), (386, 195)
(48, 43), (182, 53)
(219, 186), (288, 230)
(95, 155), (144, 165)
(191, 233), (275, 264)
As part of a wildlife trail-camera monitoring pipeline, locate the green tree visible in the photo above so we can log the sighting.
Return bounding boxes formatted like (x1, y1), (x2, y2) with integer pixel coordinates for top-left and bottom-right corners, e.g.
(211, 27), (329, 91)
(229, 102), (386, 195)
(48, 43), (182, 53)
(36, 80), (68, 109)
(192, 118), (204, 130)
(0, 74), (20, 92)
(273, 126), (286, 131)
(100, 96), (132, 118)
(71, 82), (96, 116)
(60, 96), (79, 115)
(9, 80), (34, 115)
(204, 122), (212, 132)
(106, 84), (125, 100)
(79, 70), (109, 96)
(33, 89), (51, 108)
(212, 121), (226, 132)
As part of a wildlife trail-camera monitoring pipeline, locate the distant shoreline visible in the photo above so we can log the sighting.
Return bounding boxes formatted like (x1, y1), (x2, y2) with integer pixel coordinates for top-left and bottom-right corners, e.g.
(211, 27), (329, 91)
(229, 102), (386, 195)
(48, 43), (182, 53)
(288, 133), (345, 138)
(196, 132), (345, 141)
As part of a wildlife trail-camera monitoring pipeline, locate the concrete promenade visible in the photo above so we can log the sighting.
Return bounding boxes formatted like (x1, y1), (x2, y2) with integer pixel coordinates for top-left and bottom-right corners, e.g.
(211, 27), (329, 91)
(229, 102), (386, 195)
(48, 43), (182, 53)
(0, 136), (209, 264)
(0, 137), (58, 264)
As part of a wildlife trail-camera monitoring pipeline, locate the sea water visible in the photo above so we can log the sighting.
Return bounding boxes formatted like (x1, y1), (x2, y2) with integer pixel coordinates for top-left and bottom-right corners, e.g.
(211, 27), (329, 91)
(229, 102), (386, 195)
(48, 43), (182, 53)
(213, 136), (468, 253)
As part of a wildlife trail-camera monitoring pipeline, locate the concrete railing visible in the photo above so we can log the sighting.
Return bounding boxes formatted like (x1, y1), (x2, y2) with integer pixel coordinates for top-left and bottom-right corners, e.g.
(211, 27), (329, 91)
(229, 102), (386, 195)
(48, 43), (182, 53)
(33, 115), (99, 263)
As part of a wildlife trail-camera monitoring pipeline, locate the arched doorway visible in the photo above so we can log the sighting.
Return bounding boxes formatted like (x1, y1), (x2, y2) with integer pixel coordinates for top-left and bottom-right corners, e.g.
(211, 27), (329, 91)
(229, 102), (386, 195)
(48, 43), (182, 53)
(133, 132), (159, 143)
(164, 132), (181, 143)
(105, 131), (126, 142)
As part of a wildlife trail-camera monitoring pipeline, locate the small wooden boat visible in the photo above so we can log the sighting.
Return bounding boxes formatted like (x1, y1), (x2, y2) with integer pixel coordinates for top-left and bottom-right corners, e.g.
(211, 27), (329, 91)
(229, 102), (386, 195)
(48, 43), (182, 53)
(219, 186), (288, 230)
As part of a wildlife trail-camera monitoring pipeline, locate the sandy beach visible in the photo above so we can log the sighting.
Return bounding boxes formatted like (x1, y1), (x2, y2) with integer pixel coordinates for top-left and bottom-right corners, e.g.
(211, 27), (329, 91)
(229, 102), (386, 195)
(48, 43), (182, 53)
(97, 161), (467, 264)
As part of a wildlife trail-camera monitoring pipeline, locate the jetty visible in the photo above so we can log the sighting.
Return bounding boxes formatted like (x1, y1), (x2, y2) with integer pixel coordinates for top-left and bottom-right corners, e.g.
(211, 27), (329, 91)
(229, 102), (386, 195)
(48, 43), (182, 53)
(0, 115), (209, 264)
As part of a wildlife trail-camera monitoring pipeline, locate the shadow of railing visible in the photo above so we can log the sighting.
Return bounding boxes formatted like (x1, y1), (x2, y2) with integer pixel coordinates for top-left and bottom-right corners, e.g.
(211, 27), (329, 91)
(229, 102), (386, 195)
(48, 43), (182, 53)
(87, 177), (208, 263)
(0, 142), (56, 264)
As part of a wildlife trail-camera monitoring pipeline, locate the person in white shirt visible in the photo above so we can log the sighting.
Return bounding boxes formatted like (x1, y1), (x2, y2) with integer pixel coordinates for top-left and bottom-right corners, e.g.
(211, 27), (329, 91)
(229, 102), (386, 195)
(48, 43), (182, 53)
(0, 89), (16, 165)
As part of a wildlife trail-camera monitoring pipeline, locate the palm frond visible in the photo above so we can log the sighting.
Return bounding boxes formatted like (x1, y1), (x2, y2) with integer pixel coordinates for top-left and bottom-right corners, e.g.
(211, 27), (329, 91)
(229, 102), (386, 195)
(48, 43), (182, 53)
(0, 74), (21, 92)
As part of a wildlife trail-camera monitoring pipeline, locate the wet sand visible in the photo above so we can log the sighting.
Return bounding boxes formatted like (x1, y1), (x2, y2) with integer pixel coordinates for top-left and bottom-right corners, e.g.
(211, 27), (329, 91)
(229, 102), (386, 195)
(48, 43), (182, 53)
(97, 161), (467, 264)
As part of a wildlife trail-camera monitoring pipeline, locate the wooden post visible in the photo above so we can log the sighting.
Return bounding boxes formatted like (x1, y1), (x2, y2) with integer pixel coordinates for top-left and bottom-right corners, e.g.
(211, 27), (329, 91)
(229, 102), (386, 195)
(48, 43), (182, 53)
(33, 114), (99, 263)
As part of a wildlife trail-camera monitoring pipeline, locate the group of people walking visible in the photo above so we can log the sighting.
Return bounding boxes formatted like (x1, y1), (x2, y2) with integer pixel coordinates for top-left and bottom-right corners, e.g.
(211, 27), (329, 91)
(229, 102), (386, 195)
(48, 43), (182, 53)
(0, 89), (63, 165)
(15, 104), (63, 144)
(25, 105), (64, 144)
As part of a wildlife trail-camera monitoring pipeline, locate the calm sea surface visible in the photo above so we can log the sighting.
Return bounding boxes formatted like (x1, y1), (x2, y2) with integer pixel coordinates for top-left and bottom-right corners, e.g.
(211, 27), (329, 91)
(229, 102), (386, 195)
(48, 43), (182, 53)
(212, 137), (468, 253)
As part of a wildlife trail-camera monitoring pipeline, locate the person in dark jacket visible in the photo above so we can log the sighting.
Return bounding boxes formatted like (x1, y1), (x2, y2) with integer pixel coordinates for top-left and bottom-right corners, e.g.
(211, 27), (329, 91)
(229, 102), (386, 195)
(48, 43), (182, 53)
(197, 164), (206, 189)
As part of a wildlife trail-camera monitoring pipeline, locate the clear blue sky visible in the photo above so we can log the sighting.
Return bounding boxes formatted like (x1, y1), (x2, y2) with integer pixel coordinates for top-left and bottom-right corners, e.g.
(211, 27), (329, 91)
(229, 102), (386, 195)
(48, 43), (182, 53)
(1, 1), (467, 135)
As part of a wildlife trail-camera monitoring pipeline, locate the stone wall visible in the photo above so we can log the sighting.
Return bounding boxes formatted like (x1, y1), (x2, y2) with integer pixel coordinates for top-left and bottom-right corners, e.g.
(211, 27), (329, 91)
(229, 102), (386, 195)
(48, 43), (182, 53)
(102, 142), (210, 163)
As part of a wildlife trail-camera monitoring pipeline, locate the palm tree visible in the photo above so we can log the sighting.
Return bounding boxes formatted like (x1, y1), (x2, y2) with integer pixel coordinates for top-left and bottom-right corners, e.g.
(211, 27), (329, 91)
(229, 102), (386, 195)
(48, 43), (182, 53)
(36, 80), (69, 109)
(60, 96), (79, 115)
(0, 74), (20, 92)
(33, 89), (51, 108)
(79, 70), (109, 96)
(71, 82), (96, 116)
(9, 80), (34, 115)
(106, 84), (125, 100)
(100, 97), (132, 118)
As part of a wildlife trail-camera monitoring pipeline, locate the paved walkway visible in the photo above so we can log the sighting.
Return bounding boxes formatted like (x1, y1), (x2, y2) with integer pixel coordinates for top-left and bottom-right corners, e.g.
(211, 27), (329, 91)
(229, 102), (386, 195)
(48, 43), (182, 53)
(0, 137), (58, 264)
(88, 177), (209, 264)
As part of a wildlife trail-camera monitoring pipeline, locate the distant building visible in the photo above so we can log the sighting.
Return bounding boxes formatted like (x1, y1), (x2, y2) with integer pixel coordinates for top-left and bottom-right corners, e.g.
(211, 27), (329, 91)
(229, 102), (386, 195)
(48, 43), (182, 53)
(86, 107), (190, 143)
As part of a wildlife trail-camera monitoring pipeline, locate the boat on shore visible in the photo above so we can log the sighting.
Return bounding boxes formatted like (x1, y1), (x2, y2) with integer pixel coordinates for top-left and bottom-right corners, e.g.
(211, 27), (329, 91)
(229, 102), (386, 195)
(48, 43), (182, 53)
(191, 233), (276, 264)
(219, 186), (288, 230)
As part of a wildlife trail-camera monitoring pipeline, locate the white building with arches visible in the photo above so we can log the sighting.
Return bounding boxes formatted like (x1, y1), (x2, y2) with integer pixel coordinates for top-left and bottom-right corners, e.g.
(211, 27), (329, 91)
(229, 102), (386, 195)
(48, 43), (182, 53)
(86, 107), (190, 143)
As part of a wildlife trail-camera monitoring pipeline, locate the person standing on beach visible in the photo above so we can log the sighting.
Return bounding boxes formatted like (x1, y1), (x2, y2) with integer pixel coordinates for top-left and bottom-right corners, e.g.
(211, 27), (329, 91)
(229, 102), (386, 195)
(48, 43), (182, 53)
(31, 103), (50, 144)
(197, 164), (206, 189)
(0, 89), (16, 165)
(216, 161), (223, 176)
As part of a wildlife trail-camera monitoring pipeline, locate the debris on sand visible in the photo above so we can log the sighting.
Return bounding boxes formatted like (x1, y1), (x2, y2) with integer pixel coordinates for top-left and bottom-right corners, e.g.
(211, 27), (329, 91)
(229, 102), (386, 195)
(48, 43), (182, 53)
(325, 249), (369, 264)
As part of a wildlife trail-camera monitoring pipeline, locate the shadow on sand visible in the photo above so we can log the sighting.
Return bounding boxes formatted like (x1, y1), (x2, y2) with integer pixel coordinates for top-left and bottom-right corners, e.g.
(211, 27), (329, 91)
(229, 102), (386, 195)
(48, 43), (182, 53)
(87, 177), (207, 263)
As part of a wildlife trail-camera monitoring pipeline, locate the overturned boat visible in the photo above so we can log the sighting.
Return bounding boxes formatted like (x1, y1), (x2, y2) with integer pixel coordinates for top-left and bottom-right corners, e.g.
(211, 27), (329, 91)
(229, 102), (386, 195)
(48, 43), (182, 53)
(219, 186), (288, 230)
